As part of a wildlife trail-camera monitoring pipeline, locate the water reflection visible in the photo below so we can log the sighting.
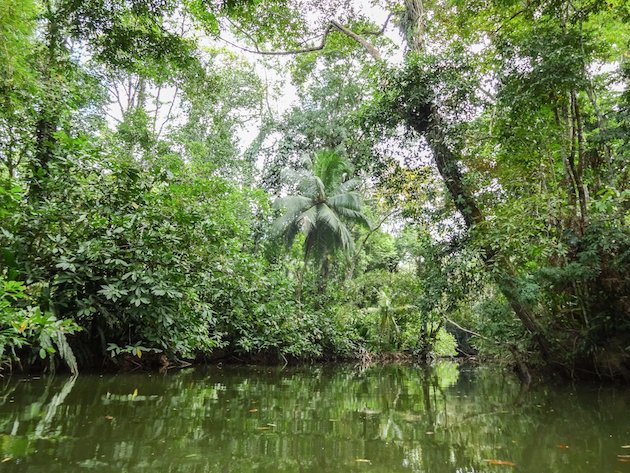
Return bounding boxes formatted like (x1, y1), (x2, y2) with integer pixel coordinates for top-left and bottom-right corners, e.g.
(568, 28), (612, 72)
(0, 363), (628, 472)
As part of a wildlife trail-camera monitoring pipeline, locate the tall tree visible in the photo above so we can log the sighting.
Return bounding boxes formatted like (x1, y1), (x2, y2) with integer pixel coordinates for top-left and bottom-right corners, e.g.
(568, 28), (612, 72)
(273, 150), (370, 296)
(241, 0), (629, 376)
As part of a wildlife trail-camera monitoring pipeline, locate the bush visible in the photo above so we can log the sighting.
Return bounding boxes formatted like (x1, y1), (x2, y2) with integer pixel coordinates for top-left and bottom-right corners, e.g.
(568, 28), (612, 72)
(0, 274), (80, 373)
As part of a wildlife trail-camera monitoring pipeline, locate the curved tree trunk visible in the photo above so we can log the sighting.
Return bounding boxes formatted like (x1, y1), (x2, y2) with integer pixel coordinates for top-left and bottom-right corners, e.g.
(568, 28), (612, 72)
(263, 2), (554, 360)
(400, 0), (552, 360)
(409, 106), (553, 359)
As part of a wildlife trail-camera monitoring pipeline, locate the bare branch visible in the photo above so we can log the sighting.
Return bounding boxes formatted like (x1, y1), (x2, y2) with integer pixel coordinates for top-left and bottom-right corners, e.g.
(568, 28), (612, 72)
(445, 317), (490, 342)
(330, 19), (382, 61)
(361, 12), (394, 36)
(156, 85), (179, 140)
(493, 4), (529, 35)
(219, 16), (386, 61)
(126, 77), (134, 112)
(218, 24), (334, 56)
(109, 82), (125, 117)
(105, 111), (122, 124)
(153, 85), (162, 133)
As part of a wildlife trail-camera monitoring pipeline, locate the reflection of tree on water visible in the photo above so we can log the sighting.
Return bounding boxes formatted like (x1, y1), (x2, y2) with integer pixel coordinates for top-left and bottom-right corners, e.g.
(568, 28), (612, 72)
(0, 364), (543, 471)
(0, 364), (628, 472)
(0, 375), (76, 459)
(34, 376), (76, 437)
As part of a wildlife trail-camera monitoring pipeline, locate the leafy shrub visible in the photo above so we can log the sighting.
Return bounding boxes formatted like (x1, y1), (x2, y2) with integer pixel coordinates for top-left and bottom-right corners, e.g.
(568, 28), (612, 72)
(0, 274), (80, 373)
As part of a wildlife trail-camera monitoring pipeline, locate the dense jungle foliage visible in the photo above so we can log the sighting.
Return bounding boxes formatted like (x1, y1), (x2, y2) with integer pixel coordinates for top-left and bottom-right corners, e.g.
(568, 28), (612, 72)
(0, 0), (628, 380)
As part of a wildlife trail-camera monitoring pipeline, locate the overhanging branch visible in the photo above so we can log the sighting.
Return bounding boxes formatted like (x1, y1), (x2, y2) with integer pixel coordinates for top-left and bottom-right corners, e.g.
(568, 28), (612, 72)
(221, 18), (385, 61)
(330, 20), (382, 61)
(219, 24), (334, 56)
(362, 12), (394, 36)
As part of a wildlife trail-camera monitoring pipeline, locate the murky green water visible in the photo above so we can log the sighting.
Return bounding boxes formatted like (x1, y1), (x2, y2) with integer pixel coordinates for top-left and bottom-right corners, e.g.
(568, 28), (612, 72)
(1, 362), (629, 472)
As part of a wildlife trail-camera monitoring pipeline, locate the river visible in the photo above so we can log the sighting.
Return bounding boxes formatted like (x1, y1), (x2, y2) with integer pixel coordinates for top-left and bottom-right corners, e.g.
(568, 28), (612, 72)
(1, 362), (628, 472)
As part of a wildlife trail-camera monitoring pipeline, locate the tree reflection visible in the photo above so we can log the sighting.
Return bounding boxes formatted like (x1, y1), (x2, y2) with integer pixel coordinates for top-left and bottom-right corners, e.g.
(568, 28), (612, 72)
(0, 364), (628, 472)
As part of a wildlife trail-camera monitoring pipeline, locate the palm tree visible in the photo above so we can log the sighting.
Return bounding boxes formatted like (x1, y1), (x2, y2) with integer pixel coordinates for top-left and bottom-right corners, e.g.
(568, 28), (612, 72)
(272, 150), (370, 298)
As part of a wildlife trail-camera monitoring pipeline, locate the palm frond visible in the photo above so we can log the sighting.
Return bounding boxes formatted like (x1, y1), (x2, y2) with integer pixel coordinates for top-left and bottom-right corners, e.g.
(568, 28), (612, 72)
(282, 220), (302, 248)
(273, 195), (313, 212)
(317, 204), (355, 255)
(280, 168), (309, 187)
(298, 205), (318, 236)
(328, 192), (363, 211)
(297, 175), (326, 200)
(271, 210), (301, 239)
(313, 150), (352, 192)
(334, 206), (372, 228)
(337, 177), (362, 193)
(328, 192), (371, 228)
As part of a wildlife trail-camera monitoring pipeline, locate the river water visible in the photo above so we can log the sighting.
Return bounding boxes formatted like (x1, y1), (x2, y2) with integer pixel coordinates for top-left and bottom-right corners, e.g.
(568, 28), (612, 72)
(0, 362), (629, 472)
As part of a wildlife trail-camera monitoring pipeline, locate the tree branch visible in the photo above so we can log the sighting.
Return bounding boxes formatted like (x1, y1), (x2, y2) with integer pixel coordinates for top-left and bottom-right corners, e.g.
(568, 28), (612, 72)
(347, 208), (398, 279)
(445, 317), (490, 342)
(109, 82), (125, 117)
(330, 20), (382, 61)
(493, 3), (530, 35)
(361, 12), (394, 36)
(105, 111), (122, 124)
(219, 24), (334, 56)
(153, 85), (162, 133)
(156, 85), (179, 140)
(220, 17), (385, 61)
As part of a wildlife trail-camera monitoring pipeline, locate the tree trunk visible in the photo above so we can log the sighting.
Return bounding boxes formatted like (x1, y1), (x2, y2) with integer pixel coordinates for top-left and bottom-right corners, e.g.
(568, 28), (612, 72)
(29, 1), (62, 199)
(295, 249), (309, 303)
(400, 0), (553, 360)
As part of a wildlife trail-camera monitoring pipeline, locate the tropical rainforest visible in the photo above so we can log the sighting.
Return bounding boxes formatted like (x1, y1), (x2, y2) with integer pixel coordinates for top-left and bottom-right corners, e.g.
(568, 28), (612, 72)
(0, 0), (628, 380)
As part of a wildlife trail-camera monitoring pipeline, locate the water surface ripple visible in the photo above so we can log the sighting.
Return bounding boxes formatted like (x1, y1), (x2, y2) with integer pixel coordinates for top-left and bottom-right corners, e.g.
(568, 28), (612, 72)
(1, 363), (629, 472)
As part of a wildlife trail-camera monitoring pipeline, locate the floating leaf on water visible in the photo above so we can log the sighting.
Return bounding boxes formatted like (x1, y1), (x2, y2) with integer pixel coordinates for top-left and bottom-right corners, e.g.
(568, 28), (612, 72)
(354, 458), (371, 463)
(485, 459), (516, 466)
(105, 415), (114, 420)
(328, 419), (339, 422)
(425, 431), (434, 435)
(557, 444), (569, 449)
(248, 408), (258, 413)
(622, 445), (630, 449)
(256, 426), (270, 430)
(266, 423), (277, 427)
(2, 457), (12, 463)
(618, 455), (630, 459)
